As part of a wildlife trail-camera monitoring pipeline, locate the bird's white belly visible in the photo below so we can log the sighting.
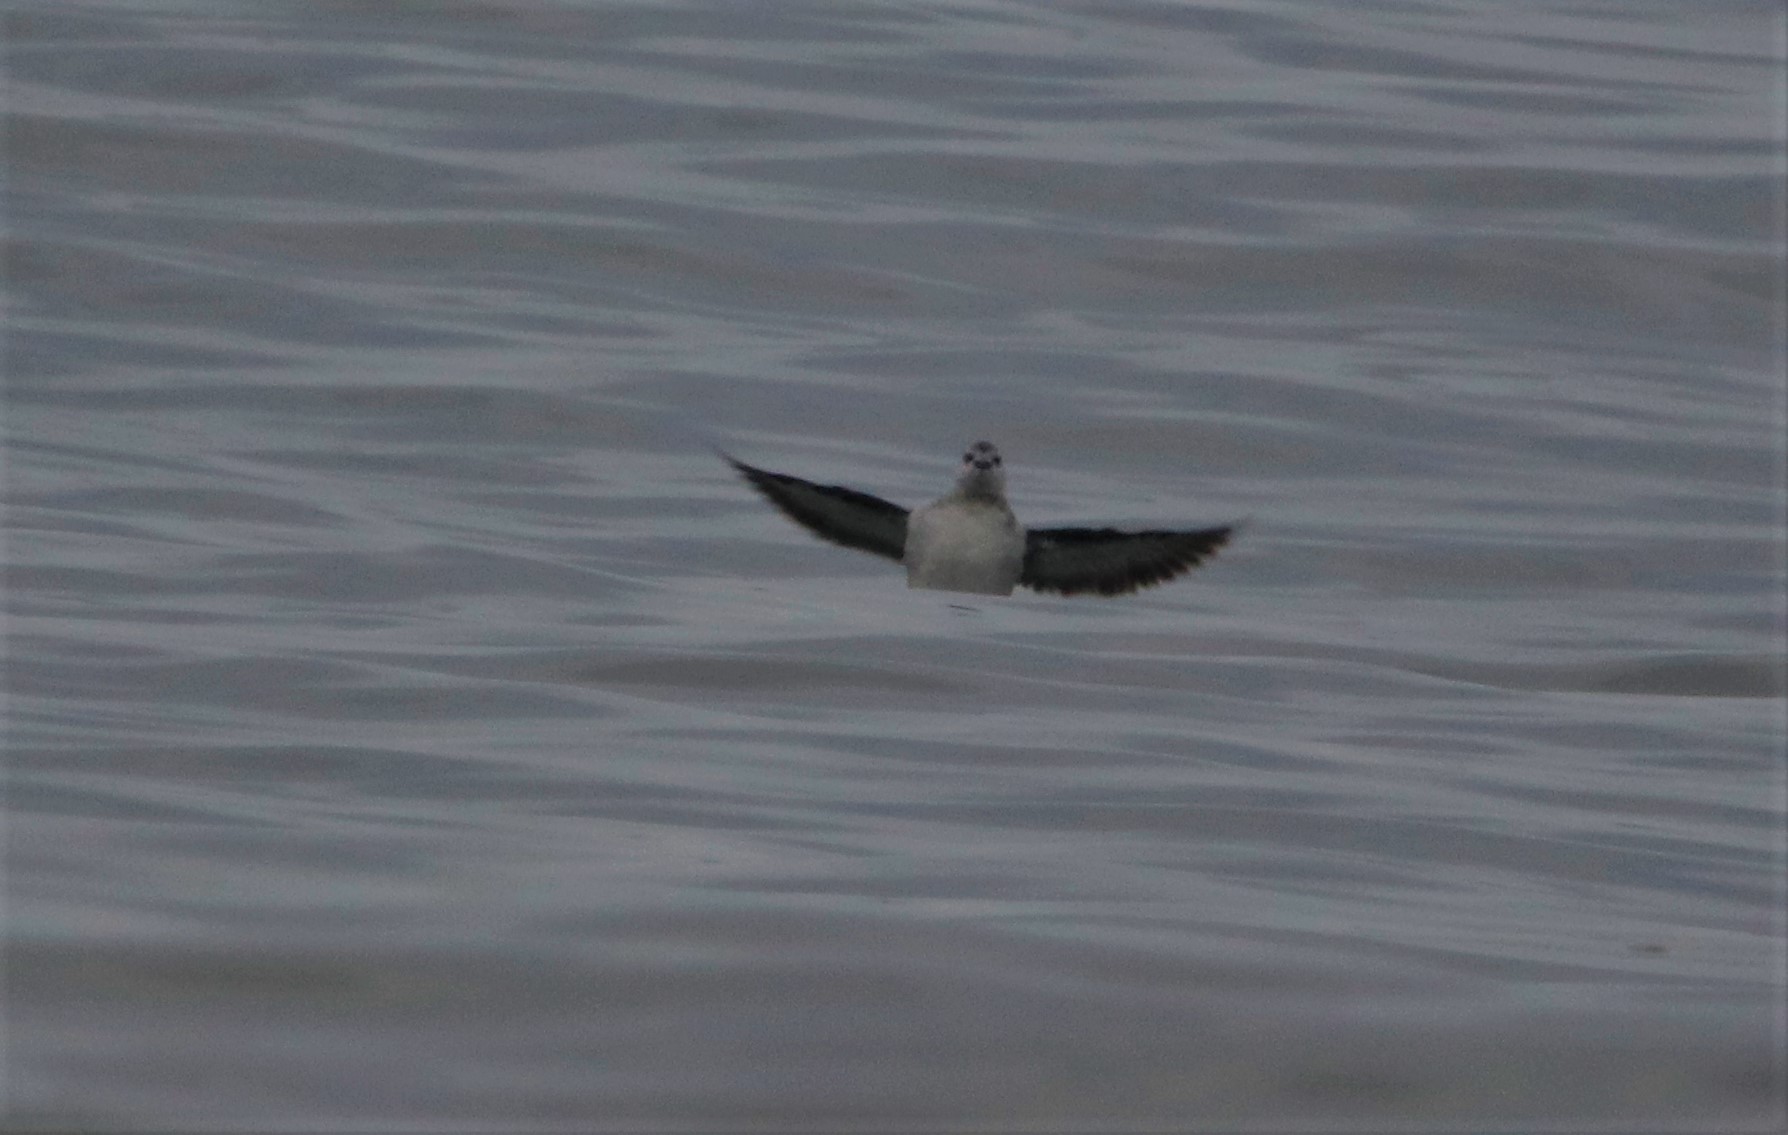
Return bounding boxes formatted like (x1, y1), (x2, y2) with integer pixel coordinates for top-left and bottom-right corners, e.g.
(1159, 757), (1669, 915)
(903, 499), (1023, 595)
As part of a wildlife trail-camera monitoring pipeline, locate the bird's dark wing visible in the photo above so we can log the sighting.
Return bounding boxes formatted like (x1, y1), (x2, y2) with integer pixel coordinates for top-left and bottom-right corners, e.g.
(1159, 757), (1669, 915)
(725, 455), (909, 563)
(1020, 524), (1234, 596)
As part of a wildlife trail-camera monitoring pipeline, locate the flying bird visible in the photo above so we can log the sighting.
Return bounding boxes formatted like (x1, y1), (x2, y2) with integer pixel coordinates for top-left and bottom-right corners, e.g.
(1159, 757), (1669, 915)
(725, 441), (1235, 597)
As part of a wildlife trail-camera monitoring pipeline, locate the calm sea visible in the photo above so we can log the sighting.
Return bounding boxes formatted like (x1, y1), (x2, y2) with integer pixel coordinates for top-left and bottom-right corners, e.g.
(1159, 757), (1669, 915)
(6, 1), (1784, 1128)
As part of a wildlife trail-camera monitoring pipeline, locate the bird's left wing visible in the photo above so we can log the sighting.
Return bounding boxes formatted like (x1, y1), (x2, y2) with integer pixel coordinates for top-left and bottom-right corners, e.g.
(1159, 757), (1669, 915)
(726, 455), (909, 562)
(1021, 524), (1234, 596)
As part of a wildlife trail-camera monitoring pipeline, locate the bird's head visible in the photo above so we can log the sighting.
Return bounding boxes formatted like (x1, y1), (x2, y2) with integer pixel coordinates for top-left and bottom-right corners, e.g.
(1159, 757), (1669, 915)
(956, 440), (1006, 498)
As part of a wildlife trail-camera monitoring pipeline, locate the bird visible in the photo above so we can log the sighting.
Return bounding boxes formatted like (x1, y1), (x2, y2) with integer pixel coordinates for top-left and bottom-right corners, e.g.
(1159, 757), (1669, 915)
(724, 440), (1235, 597)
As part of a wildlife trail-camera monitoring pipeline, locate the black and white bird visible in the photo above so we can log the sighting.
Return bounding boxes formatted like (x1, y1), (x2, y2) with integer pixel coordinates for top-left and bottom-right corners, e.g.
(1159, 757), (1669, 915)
(725, 441), (1235, 597)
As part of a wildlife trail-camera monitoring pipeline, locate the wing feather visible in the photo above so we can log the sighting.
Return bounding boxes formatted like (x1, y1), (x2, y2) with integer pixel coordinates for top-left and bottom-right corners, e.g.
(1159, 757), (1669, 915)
(726, 455), (908, 563)
(1021, 524), (1233, 596)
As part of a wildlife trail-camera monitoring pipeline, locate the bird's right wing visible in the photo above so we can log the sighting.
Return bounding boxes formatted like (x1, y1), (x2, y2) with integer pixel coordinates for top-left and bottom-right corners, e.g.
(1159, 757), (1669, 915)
(1021, 524), (1234, 596)
(725, 455), (909, 562)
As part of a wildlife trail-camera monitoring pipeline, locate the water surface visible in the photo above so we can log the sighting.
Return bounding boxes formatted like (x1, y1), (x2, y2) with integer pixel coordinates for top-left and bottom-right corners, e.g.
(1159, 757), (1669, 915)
(6, 1), (1784, 1128)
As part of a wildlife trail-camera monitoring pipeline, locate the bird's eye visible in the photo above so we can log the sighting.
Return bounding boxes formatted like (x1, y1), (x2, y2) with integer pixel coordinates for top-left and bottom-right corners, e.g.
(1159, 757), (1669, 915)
(963, 453), (973, 462)
(991, 455), (1002, 465)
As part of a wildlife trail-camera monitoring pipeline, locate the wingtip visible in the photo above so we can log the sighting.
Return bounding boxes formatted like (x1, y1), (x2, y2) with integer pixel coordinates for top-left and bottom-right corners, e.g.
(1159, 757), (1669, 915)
(716, 448), (765, 483)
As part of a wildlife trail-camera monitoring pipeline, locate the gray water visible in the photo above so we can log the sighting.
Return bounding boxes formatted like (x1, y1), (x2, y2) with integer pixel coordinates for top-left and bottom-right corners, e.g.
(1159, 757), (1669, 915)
(6, 1), (1785, 1129)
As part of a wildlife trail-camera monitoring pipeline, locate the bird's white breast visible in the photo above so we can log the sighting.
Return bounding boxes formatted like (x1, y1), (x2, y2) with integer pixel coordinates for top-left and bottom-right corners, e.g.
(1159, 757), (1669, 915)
(903, 496), (1023, 595)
